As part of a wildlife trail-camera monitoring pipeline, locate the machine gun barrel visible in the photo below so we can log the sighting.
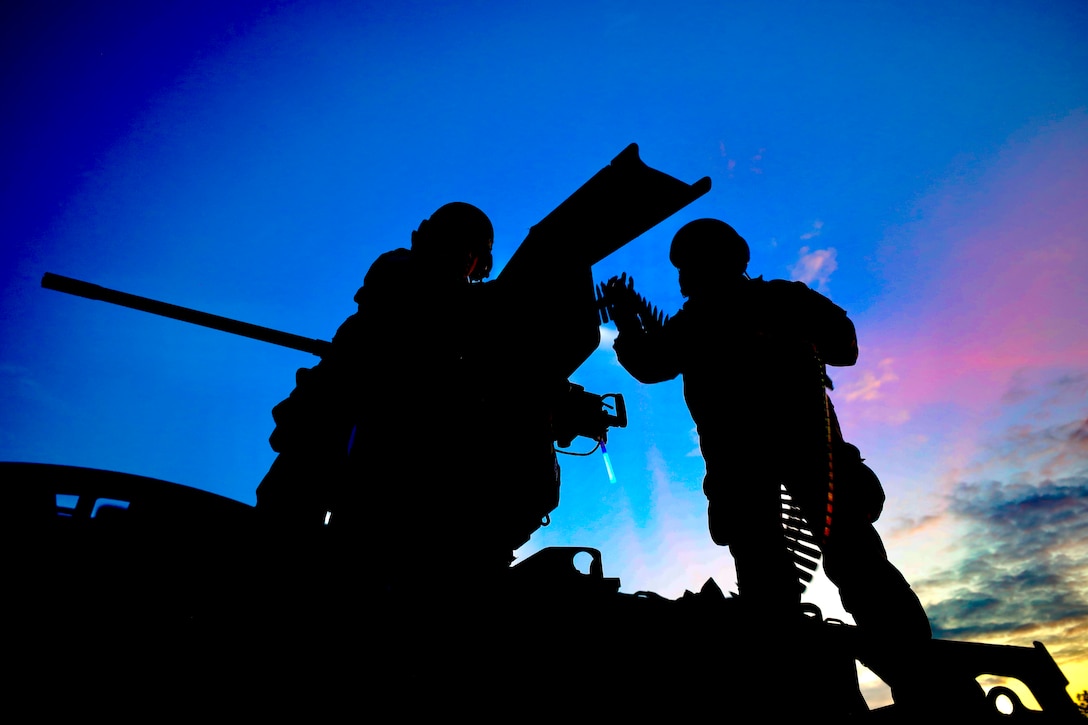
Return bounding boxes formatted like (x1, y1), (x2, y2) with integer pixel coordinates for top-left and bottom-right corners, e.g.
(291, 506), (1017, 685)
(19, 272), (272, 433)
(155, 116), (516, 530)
(41, 272), (333, 357)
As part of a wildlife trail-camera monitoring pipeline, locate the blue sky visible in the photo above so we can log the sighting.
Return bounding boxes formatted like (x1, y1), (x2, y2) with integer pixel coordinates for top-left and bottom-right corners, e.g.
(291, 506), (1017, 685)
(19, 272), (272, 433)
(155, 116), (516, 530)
(2, 0), (1086, 705)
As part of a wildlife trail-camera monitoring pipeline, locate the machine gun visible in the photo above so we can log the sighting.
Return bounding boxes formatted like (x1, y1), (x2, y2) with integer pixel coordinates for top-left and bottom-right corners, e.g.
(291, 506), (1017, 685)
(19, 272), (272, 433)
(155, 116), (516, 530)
(42, 144), (710, 560)
(43, 143), (705, 421)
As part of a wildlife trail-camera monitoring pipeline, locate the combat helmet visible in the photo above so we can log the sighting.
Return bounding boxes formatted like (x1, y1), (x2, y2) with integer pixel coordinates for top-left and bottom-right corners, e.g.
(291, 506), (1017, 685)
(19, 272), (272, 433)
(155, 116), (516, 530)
(412, 202), (494, 281)
(669, 218), (749, 277)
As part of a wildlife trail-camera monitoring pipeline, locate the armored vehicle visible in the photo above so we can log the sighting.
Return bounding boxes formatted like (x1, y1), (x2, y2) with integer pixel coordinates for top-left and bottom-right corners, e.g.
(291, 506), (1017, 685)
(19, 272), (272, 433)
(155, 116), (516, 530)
(8, 146), (1082, 721)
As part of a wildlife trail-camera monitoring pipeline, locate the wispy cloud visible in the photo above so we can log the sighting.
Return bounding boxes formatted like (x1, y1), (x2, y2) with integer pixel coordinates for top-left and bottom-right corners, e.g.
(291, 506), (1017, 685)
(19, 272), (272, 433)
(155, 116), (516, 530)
(1002, 371), (1087, 409)
(685, 425), (700, 458)
(717, 142), (763, 178)
(843, 357), (899, 403)
(837, 358), (911, 427)
(717, 142), (738, 178)
(978, 417), (1088, 481)
(800, 219), (824, 240)
(936, 369), (1088, 490)
(750, 148), (765, 175)
(789, 245), (838, 292)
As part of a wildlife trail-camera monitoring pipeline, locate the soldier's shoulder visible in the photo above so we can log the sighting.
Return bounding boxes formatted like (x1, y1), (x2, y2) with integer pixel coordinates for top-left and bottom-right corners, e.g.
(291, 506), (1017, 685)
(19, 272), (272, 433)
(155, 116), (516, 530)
(760, 277), (809, 293)
(761, 277), (838, 302)
(366, 248), (414, 279)
(353, 248), (414, 302)
(743, 276), (803, 303)
(756, 277), (850, 317)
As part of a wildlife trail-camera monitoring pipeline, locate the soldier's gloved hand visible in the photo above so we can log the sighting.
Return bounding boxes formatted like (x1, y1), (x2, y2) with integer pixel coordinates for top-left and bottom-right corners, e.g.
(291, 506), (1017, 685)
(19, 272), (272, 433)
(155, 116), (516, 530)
(603, 273), (644, 335)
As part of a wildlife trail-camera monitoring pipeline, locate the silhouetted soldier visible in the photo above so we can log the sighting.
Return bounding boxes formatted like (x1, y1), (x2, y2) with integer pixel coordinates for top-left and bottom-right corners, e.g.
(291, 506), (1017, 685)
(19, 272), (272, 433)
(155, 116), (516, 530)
(256, 202), (494, 569)
(606, 219), (931, 688)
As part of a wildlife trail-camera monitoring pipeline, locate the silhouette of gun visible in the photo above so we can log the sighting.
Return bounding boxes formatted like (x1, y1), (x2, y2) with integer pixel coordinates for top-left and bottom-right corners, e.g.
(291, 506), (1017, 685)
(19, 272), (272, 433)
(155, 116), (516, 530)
(43, 144), (707, 452)
(44, 144), (706, 370)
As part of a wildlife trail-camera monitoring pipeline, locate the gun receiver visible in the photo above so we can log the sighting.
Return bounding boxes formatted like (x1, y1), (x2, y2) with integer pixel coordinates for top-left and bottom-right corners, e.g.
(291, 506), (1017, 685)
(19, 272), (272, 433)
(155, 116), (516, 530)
(41, 272), (333, 357)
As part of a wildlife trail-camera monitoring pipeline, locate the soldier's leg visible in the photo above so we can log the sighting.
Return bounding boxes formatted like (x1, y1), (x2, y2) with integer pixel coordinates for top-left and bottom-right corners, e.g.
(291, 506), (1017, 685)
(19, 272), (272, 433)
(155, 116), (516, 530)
(821, 521), (955, 710)
(707, 470), (803, 621)
(706, 468), (819, 706)
(822, 521), (930, 641)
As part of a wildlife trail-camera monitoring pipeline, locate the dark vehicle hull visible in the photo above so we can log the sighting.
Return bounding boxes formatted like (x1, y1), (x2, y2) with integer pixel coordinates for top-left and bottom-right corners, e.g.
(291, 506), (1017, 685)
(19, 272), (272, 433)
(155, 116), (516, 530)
(6, 461), (1082, 721)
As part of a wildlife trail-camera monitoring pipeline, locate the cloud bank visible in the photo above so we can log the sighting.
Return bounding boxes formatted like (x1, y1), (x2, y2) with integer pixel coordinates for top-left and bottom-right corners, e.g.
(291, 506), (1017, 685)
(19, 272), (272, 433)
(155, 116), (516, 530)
(917, 469), (1088, 667)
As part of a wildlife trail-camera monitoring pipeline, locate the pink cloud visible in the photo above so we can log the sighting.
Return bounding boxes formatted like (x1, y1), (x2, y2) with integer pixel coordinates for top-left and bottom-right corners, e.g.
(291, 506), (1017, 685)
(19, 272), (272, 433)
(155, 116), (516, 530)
(843, 357), (899, 403)
(800, 219), (824, 240)
(789, 245), (838, 291)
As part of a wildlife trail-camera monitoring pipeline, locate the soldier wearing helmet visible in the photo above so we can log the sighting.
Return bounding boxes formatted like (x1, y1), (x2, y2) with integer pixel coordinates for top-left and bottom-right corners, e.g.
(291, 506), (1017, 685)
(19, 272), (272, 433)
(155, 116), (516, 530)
(408, 200), (494, 282)
(257, 203), (495, 562)
(607, 218), (930, 683)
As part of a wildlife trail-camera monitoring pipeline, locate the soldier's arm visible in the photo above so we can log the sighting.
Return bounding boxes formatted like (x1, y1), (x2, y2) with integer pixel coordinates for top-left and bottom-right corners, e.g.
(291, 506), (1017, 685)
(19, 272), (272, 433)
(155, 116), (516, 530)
(613, 317), (683, 384)
(768, 280), (858, 366)
(804, 286), (858, 366)
(600, 273), (682, 384)
(819, 312), (858, 366)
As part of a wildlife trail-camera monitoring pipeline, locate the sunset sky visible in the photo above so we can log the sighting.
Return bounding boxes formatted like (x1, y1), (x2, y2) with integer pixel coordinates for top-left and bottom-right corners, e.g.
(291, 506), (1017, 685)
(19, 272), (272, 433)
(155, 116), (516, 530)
(2, 0), (1085, 708)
